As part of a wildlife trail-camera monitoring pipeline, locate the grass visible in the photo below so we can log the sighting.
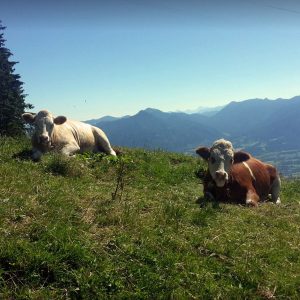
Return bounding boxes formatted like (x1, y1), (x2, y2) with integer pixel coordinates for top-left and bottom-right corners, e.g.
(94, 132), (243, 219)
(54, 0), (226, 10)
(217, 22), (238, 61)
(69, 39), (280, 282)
(0, 136), (300, 299)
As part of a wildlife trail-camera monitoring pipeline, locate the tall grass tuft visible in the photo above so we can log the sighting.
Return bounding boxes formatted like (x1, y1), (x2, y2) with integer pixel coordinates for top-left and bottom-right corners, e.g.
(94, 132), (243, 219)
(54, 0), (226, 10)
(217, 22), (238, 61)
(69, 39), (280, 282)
(44, 154), (85, 177)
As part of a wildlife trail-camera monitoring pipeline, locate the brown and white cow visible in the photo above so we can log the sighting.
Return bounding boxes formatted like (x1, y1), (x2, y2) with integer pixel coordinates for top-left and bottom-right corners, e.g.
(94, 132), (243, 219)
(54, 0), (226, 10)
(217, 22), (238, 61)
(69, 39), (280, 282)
(196, 139), (281, 207)
(22, 110), (116, 160)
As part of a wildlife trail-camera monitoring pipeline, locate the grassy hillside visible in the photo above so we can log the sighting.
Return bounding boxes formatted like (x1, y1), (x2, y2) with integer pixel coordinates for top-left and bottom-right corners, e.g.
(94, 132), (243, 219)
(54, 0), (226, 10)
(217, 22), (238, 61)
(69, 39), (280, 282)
(0, 137), (300, 299)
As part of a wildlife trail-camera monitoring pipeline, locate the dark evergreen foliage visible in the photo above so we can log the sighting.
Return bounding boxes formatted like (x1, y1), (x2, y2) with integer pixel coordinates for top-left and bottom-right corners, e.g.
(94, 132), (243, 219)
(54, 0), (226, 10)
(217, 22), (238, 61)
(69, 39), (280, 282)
(0, 20), (33, 136)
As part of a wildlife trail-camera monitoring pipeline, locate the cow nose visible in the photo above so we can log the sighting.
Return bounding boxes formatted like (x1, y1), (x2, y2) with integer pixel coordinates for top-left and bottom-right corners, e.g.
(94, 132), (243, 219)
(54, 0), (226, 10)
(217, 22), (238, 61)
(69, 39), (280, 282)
(40, 135), (49, 143)
(215, 170), (226, 180)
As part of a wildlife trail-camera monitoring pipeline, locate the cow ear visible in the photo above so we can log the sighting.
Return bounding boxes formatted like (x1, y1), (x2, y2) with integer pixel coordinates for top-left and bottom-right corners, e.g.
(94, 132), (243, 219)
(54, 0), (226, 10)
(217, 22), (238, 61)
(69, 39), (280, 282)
(54, 116), (67, 125)
(22, 113), (36, 124)
(196, 147), (210, 161)
(234, 151), (251, 163)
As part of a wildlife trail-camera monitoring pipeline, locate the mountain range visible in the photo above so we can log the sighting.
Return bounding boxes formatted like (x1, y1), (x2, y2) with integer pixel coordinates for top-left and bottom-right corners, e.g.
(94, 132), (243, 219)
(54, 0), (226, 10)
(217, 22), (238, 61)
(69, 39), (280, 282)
(176, 105), (225, 116)
(85, 115), (130, 126)
(86, 96), (300, 176)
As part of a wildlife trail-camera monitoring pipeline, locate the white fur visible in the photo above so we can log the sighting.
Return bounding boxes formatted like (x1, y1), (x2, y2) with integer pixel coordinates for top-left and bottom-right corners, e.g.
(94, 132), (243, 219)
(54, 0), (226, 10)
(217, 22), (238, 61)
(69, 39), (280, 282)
(23, 110), (116, 160)
(242, 162), (256, 181)
(208, 139), (234, 187)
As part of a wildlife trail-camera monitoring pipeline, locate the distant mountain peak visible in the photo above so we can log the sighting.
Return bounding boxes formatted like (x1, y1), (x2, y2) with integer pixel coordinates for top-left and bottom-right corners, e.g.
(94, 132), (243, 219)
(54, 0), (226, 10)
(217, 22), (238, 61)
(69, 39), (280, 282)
(135, 108), (165, 118)
(143, 107), (163, 113)
(144, 107), (161, 111)
(85, 115), (129, 125)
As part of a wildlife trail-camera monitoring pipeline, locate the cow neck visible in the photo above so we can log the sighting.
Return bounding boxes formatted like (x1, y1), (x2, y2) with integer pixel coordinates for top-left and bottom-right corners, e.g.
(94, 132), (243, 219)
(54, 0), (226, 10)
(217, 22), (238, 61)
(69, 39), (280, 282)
(50, 124), (58, 148)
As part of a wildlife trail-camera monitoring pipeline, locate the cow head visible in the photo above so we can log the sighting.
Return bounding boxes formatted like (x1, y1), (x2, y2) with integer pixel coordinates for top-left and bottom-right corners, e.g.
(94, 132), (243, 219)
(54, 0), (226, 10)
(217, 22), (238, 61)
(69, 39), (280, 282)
(22, 110), (67, 148)
(196, 139), (250, 187)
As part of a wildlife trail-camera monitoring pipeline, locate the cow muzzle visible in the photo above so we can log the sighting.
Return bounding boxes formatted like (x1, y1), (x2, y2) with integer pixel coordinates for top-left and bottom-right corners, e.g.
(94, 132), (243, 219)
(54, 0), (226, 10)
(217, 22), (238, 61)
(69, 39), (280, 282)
(214, 170), (228, 187)
(39, 135), (50, 145)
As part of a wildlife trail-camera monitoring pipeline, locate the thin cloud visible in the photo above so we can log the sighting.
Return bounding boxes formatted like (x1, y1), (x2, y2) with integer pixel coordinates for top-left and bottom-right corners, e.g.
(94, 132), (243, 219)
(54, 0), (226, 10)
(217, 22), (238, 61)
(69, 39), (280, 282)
(267, 4), (300, 15)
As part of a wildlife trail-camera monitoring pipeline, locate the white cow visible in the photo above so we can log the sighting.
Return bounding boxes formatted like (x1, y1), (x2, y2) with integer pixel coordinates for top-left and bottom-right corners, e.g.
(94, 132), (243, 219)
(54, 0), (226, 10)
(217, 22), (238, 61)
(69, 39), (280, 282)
(22, 110), (116, 160)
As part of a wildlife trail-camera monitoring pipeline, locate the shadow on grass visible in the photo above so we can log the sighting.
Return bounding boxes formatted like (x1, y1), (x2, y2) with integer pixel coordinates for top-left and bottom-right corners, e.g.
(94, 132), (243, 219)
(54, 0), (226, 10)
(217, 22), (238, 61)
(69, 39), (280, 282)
(12, 149), (33, 161)
(196, 196), (220, 209)
(192, 196), (222, 227)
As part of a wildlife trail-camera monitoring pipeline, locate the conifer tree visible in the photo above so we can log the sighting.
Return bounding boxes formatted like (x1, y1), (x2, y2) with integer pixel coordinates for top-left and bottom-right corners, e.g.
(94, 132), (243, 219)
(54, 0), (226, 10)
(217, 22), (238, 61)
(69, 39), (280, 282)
(0, 20), (33, 136)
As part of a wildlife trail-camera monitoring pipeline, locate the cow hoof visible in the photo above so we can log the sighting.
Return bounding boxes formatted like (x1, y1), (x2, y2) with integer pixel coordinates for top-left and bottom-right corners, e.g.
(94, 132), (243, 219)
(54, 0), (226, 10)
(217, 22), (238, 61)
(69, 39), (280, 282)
(246, 199), (258, 207)
(275, 198), (281, 204)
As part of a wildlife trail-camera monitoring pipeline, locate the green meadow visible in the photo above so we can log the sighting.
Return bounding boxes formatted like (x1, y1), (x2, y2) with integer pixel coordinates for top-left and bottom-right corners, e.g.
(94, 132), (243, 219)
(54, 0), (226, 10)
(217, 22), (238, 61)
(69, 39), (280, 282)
(0, 137), (299, 299)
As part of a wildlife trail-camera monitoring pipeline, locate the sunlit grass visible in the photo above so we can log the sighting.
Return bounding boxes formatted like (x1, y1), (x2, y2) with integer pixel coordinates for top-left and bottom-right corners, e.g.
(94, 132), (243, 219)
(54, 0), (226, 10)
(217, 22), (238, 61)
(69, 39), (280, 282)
(0, 136), (299, 299)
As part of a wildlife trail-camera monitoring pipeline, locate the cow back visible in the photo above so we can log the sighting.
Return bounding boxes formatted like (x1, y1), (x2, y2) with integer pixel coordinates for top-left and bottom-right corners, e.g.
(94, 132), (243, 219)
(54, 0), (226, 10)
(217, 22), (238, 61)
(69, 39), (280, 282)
(229, 158), (271, 202)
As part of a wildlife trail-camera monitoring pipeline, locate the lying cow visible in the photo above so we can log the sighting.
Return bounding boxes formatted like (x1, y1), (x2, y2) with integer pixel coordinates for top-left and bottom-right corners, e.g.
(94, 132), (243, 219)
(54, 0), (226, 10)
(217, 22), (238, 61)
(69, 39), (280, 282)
(22, 110), (116, 160)
(196, 139), (281, 207)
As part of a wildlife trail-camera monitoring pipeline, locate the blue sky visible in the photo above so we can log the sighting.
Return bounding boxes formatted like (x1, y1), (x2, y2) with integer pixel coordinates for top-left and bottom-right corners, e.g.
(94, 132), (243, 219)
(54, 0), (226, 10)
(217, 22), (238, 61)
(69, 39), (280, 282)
(2, 0), (300, 120)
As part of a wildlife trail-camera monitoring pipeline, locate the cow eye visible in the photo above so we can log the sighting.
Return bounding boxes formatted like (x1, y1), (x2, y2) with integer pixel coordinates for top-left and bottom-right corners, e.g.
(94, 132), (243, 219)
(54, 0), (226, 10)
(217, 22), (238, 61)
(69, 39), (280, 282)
(210, 157), (216, 164)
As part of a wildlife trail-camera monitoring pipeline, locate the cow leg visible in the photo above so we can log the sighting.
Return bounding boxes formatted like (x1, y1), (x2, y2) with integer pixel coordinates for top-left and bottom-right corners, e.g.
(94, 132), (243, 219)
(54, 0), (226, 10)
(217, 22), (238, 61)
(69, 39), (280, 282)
(61, 144), (81, 156)
(96, 136), (116, 156)
(270, 175), (281, 204)
(203, 181), (216, 201)
(32, 149), (43, 161)
(204, 191), (215, 201)
(92, 127), (117, 156)
(245, 189), (259, 207)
